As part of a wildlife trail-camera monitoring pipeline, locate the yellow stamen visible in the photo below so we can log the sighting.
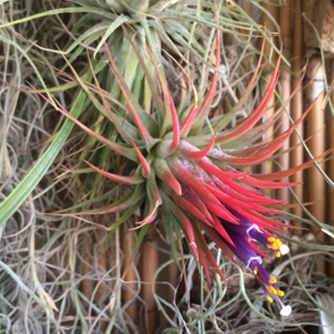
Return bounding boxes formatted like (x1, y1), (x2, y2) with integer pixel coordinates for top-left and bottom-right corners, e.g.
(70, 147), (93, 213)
(278, 290), (285, 297)
(275, 251), (281, 258)
(253, 266), (258, 275)
(275, 239), (283, 247)
(272, 244), (278, 250)
(269, 278), (277, 284)
(266, 296), (274, 303)
(268, 286), (278, 294)
(266, 244), (272, 249)
(268, 237), (276, 243)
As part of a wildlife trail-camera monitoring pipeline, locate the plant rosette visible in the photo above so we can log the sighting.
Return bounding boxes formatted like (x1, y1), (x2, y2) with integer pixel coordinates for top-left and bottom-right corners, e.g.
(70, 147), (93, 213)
(33, 32), (322, 317)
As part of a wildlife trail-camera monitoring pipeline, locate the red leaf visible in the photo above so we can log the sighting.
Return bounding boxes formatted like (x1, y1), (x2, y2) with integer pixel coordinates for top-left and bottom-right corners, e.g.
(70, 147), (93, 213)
(84, 160), (141, 184)
(135, 209), (158, 227)
(223, 177), (262, 197)
(183, 186), (215, 223)
(209, 95), (317, 165)
(251, 151), (330, 181)
(248, 211), (301, 230)
(193, 222), (227, 283)
(213, 176), (280, 205)
(206, 184), (279, 214)
(199, 194), (239, 227)
(169, 158), (221, 205)
(233, 208), (286, 234)
(196, 157), (240, 180)
(131, 140), (150, 178)
(216, 47), (282, 144)
(180, 107), (198, 137)
(167, 90), (180, 154)
(155, 159), (182, 195)
(174, 195), (213, 226)
(238, 175), (299, 189)
(181, 134), (216, 160)
(196, 238), (211, 282)
(175, 208), (199, 259)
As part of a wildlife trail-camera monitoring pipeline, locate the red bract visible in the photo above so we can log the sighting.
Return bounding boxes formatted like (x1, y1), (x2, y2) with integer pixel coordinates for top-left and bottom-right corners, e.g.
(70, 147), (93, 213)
(34, 32), (323, 316)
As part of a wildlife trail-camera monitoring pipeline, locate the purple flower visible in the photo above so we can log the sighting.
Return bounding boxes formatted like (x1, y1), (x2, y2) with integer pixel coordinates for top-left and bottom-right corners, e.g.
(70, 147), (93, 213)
(219, 208), (291, 316)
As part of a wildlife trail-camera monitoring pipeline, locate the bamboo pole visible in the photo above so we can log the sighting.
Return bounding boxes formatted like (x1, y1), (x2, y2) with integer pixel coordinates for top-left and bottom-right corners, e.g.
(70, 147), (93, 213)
(96, 230), (108, 331)
(168, 253), (179, 305)
(239, 2), (253, 176)
(306, 58), (326, 272)
(329, 59), (334, 277)
(290, 0), (304, 228)
(260, 1), (278, 185)
(142, 226), (159, 334)
(81, 235), (93, 301)
(122, 223), (138, 325)
(277, 0), (292, 205)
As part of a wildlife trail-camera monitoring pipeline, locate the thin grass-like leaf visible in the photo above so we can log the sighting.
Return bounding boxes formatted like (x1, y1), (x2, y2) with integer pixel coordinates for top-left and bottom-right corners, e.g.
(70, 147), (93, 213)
(0, 70), (94, 226)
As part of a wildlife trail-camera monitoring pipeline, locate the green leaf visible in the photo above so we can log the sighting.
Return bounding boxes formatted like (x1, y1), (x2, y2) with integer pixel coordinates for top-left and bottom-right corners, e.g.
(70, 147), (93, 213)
(161, 206), (182, 270)
(134, 223), (149, 252)
(66, 21), (110, 54)
(59, 187), (120, 213)
(149, 0), (179, 13)
(103, 199), (144, 243)
(93, 14), (130, 59)
(0, 71), (93, 227)
(0, 7), (116, 30)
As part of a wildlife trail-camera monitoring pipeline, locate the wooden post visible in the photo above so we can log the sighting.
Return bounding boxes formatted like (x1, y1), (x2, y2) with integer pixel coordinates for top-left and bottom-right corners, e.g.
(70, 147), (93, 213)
(239, 1), (253, 176)
(97, 230), (108, 331)
(168, 253), (179, 305)
(142, 226), (159, 334)
(290, 0), (304, 228)
(260, 1), (278, 187)
(81, 235), (93, 302)
(329, 59), (334, 277)
(277, 0), (292, 205)
(122, 224), (138, 326)
(306, 58), (326, 272)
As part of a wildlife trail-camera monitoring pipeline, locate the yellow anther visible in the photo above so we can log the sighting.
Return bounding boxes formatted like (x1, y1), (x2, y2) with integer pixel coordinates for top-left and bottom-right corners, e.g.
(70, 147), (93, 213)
(275, 239), (283, 247)
(275, 251), (281, 258)
(272, 244), (278, 250)
(267, 286), (278, 294)
(226, 0), (235, 8)
(269, 278), (277, 284)
(253, 266), (258, 275)
(266, 244), (272, 249)
(268, 237), (276, 243)
(266, 296), (274, 303)
(278, 290), (285, 297)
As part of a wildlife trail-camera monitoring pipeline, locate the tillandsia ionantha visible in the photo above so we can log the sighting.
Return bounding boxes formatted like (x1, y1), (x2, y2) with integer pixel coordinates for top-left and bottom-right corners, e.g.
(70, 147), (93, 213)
(32, 29), (323, 317)
(62, 0), (257, 108)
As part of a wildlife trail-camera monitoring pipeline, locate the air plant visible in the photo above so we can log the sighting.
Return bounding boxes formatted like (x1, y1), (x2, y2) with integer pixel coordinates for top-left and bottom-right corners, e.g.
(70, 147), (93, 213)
(32, 27), (323, 317)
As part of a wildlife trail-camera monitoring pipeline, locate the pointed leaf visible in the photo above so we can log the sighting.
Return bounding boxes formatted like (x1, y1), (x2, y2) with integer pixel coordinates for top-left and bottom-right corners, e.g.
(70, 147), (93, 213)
(168, 158), (221, 205)
(153, 158), (182, 195)
(181, 134), (216, 160)
(180, 106), (198, 138)
(167, 90), (180, 154)
(84, 160), (142, 185)
(131, 140), (150, 178)
(251, 151), (330, 181)
(87, 52), (132, 143)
